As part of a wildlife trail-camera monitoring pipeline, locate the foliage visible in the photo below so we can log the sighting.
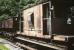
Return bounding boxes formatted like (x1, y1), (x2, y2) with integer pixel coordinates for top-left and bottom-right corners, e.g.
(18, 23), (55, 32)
(0, 14), (8, 21)
(0, 0), (48, 21)
(0, 44), (9, 50)
(0, 0), (35, 21)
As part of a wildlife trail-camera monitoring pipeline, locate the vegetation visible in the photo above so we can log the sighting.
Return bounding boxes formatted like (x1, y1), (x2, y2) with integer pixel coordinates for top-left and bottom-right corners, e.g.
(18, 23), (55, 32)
(0, 35), (7, 39)
(0, 0), (30, 21)
(0, 0), (48, 21)
(0, 44), (9, 50)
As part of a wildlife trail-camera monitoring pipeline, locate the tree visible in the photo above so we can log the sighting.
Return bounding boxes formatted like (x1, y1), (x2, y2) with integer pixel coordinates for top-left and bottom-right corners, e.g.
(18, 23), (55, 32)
(0, 0), (17, 20)
(0, 0), (48, 21)
(0, 0), (27, 21)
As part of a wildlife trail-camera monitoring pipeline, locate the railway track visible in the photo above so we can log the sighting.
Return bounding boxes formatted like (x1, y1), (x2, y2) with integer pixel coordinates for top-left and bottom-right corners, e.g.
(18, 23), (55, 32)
(3, 34), (67, 50)
(13, 36), (66, 50)
(3, 33), (74, 50)
(16, 42), (36, 50)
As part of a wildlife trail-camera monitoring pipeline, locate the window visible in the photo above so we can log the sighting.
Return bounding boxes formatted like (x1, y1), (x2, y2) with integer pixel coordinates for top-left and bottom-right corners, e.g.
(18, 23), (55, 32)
(28, 13), (34, 30)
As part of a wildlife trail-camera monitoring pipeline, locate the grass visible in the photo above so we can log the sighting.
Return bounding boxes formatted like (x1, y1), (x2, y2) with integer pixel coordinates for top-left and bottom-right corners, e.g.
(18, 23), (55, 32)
(0, 44), (9, 50)
(0, 35), (9, 50)
(0, 36), (9, 50)
(0, 35), (7, 39)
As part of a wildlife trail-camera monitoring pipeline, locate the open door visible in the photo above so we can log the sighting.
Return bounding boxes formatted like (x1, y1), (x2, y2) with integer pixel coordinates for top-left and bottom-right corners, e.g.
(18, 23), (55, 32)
(43, 1), (53, 35)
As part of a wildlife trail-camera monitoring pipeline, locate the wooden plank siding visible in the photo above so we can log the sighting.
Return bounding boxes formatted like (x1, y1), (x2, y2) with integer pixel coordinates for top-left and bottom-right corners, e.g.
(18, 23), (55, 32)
(22, 4), (43, 37)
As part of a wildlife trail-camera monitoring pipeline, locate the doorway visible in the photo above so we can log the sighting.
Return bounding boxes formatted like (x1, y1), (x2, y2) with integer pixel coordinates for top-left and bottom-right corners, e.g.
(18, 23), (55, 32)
(43, 3), (50, 35)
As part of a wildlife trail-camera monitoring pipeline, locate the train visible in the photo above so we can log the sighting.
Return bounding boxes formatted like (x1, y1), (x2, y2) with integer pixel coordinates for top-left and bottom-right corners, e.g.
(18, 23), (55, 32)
(0, 0), (74, 49)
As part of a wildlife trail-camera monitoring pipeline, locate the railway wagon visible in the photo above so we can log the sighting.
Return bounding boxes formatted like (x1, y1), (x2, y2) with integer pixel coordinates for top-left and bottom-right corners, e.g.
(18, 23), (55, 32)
(20, 0), (74, 48)
(21, 1), (52, 38)
(0, 17), (19, 32)
(22, 0), (74, 36)
(22, 0), (74, 38)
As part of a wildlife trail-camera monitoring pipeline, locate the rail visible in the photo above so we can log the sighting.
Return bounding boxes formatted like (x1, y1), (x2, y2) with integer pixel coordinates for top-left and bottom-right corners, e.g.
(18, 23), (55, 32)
(16, 37), (65, 50)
